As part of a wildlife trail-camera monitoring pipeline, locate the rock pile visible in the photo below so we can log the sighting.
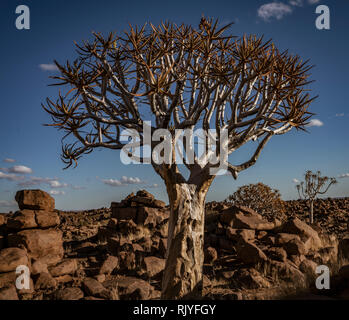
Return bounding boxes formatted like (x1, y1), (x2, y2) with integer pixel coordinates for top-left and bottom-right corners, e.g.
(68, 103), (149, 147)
(0, 190), (70, 300)
(203, 205), (339, 298)
(98, 190), (168, 282)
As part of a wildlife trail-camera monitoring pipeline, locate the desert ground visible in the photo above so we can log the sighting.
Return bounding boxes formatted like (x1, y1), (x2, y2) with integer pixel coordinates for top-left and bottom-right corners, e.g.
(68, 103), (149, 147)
(0, 189), (349, 300)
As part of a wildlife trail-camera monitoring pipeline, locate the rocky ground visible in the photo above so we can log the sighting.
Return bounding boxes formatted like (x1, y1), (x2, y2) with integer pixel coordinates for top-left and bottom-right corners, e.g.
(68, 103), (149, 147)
(0, 190), (349, 300)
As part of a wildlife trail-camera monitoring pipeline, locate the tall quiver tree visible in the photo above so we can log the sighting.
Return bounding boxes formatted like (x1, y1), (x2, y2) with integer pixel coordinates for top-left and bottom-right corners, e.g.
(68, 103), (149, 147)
(296, 170), (337, 224)
(42, 18), (316, 299)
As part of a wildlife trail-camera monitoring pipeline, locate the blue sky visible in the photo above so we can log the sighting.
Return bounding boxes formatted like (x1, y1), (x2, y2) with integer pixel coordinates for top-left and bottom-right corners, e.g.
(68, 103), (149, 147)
(0, 0), (348, 211)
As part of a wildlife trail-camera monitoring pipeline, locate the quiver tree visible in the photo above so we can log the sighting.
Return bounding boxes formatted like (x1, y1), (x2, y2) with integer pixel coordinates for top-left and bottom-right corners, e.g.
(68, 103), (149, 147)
(42, 18), (316, 299)
(296, 170), (337, 224)
(226, 183), (286, 221)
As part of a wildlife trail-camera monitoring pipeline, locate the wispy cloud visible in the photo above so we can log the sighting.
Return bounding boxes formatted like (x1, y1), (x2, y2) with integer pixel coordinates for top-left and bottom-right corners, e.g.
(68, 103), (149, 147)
(49, 190), (65, 196)
(338, 173), (349, 178)
(3, 158), (15, 163)
(289, 0), (303, 7)
(0, 171), (24, 181)
(307, 119), (324, 127)
(257, 2), (293, 21)
(335, 113), (345, 117)
(39, 63), (59, 72)
(101, 176), (144, 187)
(48, 180), (68, 188)
(71, 185), (86, 190)
(292, 178), (300, 183)
(7, 165), (32, 174)
(18, 176), (58, 187)
(258, 0), (319, 22)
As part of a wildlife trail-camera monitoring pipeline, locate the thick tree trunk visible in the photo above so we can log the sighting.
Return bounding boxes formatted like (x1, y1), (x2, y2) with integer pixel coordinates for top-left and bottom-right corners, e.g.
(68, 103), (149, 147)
(161, 183), (207, 299)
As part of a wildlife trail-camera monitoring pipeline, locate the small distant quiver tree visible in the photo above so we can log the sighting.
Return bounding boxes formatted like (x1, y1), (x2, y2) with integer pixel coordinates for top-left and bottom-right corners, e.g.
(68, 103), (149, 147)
(43, 18), (316, 299)
(296, 170), (337, 224)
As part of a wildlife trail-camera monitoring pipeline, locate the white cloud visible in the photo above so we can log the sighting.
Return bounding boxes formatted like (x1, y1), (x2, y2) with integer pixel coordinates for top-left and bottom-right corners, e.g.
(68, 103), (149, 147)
(289, 0), (303, 6)
(307, 119), (324, 127)
(7, 165), (32, 174)
(18, 176), (57, 187)
(339, 173), (349, 178)
(39, 63), (59, 72)
(3, 158), (15, 163)
(0, 171), (24, 181)
(308, 0), (320, 4)
(292, 178), (300, 183)
(258, 2), (293, 21)
(101, 176), (144, 187)
(335, 113), (345, 117)
(49, 190), (65, 196)
(49, 180), (68, 188)
(146, 183), (159, 189)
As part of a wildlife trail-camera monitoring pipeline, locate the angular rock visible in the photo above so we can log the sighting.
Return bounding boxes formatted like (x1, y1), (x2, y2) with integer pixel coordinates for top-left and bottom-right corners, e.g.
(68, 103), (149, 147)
(282, 218), (322, 251)
(0, 285), (19, 300)
(49, 259), (77, 277)
(111, 207), (137, 221)
(34, 272), (57, 290)
(117, 276), (155, 300)
(275, 233), (301, 246)
(35, 211), (60, 228)
(99, 255), (119, 275)
(0, 271), (16, 288)
(0, 215), (5, 226)
(8, 229), (63, 266)
(0, 247), (29, 273)
(204, 247), (218, 264)
(220, 206), (274, 230)
(6, 210), (37, 230)
(55, 287), (84, 300)
(236, 240), (268, 264)
(15, 190), (55, 211)
(31, 260), (49, 275)
(282, 238), (307, 256)
(143, 256), (165, 278)
(226, 228), (255, 242)
(233, 268), (271, 289)
(299, 259), (317, 275)
(82, 277), (110, 299)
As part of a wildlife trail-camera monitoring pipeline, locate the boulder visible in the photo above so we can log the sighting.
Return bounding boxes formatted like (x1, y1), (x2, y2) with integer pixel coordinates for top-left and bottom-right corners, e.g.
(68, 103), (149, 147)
(0, 285), (19, 300)
(143, 256), (165, 278)
(34, 272), (57, 290)
(220, 206), (275, 230)
(82, 278), (110, 299)
(204, 247), (218, 264)
(116, 276), (155, 300)
(236, 240), (268, 264)
(49, 259), (77, 277)
(0, 271), (17, 288)
(31, 260), (49, 275)
(266, 247), (287, 262)
(226, 228), (255, 242)
(99, 256), (119, 275)
(15, 190), (55, 211)
(282, 238), (307, 256)
(233, 268), (271, 289)
(55, 287), (84, 300)
(299, 259), (317, 276)
(6, 210), (37, 230)
(111, 207), (137, 221)
(8, 229), (63, 266)
(0, 215), (5, 226)
(0, 248), (29, 273)
(35, 211), (60, 228)
(275, 233), (301, 246)
(282, 218), (322, 251)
